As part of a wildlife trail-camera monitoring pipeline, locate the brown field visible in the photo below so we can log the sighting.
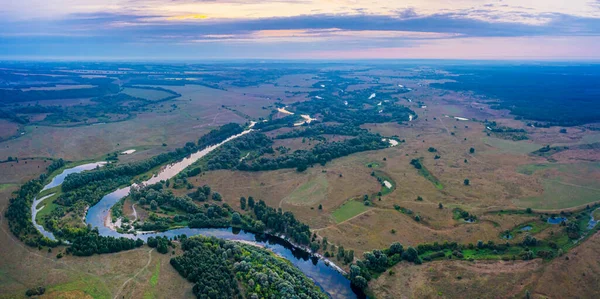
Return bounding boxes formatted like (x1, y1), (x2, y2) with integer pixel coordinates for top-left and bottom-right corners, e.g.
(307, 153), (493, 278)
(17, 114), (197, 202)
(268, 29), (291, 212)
(0, 119), (19, 141)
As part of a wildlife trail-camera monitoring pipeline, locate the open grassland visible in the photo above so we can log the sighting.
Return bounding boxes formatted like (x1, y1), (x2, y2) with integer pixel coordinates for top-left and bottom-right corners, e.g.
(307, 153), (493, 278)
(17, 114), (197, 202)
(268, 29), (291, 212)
(481, 136), (542, 154)
(0, 85), (258, 161)
(371, 229), (600, 299)
(513, 162), (600, 209)
(332, 200), (370, 223)
(0, 119), (20, 141)
(283, 172), (329, 206)
(0, 159), (51, 184)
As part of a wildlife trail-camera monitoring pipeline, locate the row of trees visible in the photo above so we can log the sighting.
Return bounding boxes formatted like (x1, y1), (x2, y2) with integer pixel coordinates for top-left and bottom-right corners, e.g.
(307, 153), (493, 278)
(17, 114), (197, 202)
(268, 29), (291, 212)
(66, 230), (144, 256)
(274, 124), (366, 139)
(239, 133), (389, 172)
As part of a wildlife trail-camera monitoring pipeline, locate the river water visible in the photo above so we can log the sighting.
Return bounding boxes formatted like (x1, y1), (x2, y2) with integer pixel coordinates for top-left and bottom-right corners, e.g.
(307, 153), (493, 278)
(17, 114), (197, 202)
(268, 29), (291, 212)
(32, 128), (362, 298)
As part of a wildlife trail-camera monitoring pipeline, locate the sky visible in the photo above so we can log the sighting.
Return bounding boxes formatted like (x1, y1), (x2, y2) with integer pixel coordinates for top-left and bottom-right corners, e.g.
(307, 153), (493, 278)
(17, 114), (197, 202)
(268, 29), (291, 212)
(1, 0), (600, 60)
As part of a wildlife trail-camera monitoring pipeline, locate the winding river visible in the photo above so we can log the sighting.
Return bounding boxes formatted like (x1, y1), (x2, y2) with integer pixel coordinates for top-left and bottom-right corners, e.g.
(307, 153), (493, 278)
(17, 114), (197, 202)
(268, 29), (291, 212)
(32, 128), (363, 299)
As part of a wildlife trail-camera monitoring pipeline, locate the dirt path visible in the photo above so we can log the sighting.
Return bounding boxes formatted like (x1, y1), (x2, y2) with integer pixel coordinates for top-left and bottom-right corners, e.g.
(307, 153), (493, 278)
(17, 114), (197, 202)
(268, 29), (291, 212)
(113, 248), (154, 299)
(131, 204), (138, 221)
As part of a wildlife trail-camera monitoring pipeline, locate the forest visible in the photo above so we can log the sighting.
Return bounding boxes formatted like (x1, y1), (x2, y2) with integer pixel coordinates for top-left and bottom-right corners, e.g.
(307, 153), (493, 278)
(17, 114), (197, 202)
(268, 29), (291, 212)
(430, 64), (600, 126)
(170, 236), (328, 299)
(0, 83), (120, 103)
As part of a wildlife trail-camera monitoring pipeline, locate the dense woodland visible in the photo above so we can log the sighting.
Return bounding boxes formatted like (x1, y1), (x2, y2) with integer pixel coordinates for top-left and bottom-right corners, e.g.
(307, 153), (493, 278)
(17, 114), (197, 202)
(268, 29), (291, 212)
(171, 236), (328, 299)
(430, 65), (600, 126)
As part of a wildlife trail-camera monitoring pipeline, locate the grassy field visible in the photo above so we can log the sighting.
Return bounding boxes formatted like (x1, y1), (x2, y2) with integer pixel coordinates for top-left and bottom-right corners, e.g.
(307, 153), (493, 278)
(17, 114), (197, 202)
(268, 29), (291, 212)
(283, 173), (329, 206)
(513, 179), (600, 209)
(514, 162), (600, 209)
(482, 136), (542, 154)
(331, 200), (370, 223)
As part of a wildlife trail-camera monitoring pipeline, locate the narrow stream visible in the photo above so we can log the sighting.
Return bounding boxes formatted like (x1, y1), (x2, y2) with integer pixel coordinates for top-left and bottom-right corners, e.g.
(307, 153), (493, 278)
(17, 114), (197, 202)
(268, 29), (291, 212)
(32, 128), (362, 298)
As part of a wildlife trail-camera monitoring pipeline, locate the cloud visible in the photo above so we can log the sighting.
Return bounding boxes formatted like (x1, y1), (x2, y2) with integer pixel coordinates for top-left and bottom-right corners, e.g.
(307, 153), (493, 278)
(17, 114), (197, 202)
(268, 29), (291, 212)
(1, 3), (600, 60)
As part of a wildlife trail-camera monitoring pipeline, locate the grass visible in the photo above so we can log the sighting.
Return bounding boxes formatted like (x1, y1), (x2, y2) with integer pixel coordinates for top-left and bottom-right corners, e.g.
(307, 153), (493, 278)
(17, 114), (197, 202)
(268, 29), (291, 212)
(35, 193), (60, 221)
(514, 162), (600, 209)
(283, 174), (328, 206)
(593, 209), (600, 220)
(481, 136), (541, 154)
(372, 170), (395, 196)
(0, 183), (16, 191)
(47, 275), (111, 299)
(514, 179), (600, 209)
(418, 167), (444, 190)
(332, 200), (370, 223)
(366, 162), (381, 168)
(150, 262), (160, 287)
(144, 262), (161, 299)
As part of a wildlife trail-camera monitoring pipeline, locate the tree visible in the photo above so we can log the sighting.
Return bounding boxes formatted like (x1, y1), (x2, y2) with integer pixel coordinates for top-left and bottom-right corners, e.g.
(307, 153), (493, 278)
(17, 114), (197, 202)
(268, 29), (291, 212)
(240, 197), (247, 210)
(469, 147), (475, 154)
(318, 204), (322, 210)
(464, 179), (470, 186)
(248, 196), (255, 209)
(232, 212), (242, 225)
(402, 247), (419, 262)
(415, 215), (421, 222)
(389, 242), (403, 255)
(439, 203), (443, 209)
(477, 240), (484, 249)
(212, 192), (222, 201)
(352, 276), (368, 290)
(150, 200), (158, 211)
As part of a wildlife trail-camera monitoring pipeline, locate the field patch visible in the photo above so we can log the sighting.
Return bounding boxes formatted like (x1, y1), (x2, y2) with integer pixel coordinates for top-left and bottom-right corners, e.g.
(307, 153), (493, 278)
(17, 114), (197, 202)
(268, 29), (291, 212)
(45, 275), (110, 299)
(482, 136), (541, 154)
(513, 180), (600, 209)
(514, 163), (600, 209)
(122, 87), (175, 102)
(283, 173), (328, 206)
(332, 200), (370, 223)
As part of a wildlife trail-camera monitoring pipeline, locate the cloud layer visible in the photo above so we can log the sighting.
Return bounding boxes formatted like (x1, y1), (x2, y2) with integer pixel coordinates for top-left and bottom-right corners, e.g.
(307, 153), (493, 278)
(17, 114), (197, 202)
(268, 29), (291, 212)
(1, 0), (599, 60)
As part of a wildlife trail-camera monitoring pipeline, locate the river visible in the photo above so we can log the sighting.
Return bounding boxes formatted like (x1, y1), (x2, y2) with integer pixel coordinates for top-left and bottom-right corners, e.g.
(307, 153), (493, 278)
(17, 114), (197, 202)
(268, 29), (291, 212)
(32, 128), (362, 299)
